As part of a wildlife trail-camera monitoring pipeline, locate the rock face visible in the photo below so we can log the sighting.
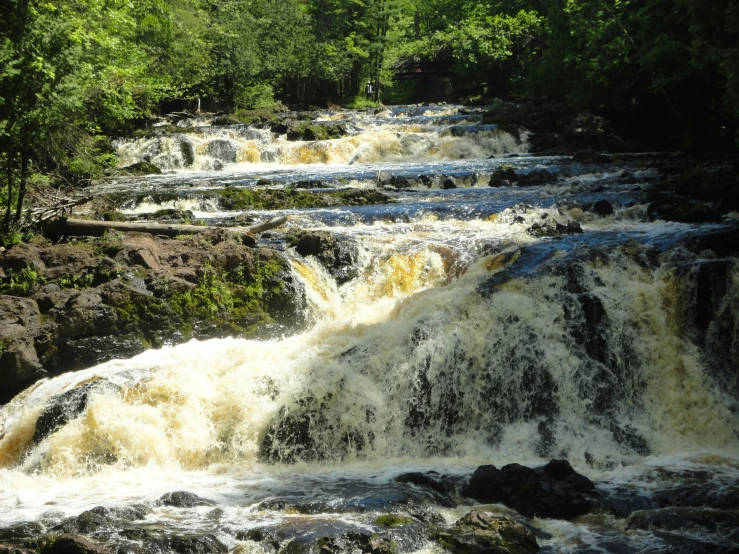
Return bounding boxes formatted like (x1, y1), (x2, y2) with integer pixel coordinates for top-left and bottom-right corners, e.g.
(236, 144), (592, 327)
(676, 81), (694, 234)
(0, 233), (304, 404)
(434, 510), (539, 554)
(462, 460), (597, 519)
(287, 231), (358, 285)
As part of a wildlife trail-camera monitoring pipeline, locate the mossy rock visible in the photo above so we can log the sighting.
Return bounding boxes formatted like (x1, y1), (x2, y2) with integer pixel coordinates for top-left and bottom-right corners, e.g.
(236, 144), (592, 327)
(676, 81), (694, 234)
(117, 161), (162, 175)
(375, 515), (415, 528)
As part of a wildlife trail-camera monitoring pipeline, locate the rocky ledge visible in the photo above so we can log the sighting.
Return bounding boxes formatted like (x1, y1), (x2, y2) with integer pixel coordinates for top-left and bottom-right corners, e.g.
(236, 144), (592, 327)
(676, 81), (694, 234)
(0, 230), (304, 404)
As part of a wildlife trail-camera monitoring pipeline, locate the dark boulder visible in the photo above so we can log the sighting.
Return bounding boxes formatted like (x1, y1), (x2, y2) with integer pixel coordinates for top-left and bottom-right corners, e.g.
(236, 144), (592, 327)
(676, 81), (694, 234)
(592, 200), (614, 216)
(489, 168), (517, 188)
(434, 510), (539, 554)
(518, 170), (556, 186)
(462, 460), (597, 519)
(395, 471), (450, 496)
(33, 381), (119, 444)
(647, 195), (722, 223)
(118, 162), (162, 176)
(287, 231), (358, 285)
(392, 176), (414, 189)
(42, 535), (111, 554)
(527, 220), (582, 238)
(211, 115), (241, 126)
(158, 491), (216, 508)
(166, 535), (227, 554)
(443, 178), (458, 190)
(313, 534), (396, 554)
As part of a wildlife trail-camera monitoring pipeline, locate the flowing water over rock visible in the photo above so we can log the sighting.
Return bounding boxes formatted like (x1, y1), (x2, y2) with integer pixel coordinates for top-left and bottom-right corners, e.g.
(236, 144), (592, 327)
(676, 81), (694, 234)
(1, 106), (739, 553)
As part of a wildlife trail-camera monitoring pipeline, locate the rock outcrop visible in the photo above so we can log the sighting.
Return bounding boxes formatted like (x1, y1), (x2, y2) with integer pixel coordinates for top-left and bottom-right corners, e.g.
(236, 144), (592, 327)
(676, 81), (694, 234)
(0, 232), (304, 404)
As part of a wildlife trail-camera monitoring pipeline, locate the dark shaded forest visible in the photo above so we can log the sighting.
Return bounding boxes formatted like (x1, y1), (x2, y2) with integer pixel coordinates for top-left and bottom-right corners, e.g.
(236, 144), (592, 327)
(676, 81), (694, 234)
(1, 0), (738, 235)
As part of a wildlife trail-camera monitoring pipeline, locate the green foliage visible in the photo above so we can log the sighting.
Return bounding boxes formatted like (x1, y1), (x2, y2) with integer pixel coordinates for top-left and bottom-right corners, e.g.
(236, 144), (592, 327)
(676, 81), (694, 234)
(235, 84), (278, 110)
(0, 266), (46, 296)
(57, 272), (96, 290)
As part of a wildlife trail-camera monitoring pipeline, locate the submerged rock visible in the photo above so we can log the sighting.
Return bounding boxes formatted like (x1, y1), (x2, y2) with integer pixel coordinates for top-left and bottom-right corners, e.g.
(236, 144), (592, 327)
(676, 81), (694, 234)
(462, 460), (597, 519)
(434, 510), (539, 554)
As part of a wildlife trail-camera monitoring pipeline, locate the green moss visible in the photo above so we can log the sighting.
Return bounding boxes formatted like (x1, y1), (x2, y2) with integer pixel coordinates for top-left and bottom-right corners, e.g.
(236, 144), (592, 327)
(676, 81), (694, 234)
(375, 514), (415, 528)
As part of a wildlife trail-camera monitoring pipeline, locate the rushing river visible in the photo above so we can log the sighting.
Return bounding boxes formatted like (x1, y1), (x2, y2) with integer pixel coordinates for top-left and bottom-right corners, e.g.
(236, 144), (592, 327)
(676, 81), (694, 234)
(1, 106), (738, 553)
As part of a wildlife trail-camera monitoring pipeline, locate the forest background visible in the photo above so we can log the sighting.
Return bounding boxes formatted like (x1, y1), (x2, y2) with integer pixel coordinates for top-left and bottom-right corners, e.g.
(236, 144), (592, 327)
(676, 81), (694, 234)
(0, 0), (738, 236)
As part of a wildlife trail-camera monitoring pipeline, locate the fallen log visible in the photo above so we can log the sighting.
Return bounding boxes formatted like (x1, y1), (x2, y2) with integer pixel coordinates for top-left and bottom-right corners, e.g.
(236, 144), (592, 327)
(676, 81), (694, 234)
(44, 215), (289, 238)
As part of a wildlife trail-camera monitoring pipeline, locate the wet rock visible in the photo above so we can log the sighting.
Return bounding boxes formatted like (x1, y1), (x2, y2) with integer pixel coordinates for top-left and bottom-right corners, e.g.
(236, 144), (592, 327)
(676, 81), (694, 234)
(489, 167), (517, 187)
(147, 209), (195, 222)
(0, 523), (44, 543)
(158, 491), (216, 508)
(33, 381), (120, 444)
(206, 140), (237, 163)
(627, 507), (739, 533)
(462, 460), (597, 519)
(395, 471), (450, 496)
(313, 534), (396, 554)
(166, 535), (227, 554)
(235, 529), (282, 552)
(118, 162), (162, 176)
(518, 169), (556, 186)
(592, 200), (614, 216)
(211, 115), (241, 126)
(434, 510), (538, 554)
(287, 231), (358, 285)
(180, 141), (195, 167)
(0, 545), (34, 554)
(651, 531), (739, 554)
(42, 535), (111, 554)
(647, 195), (722, 223)
(526, 220), (582, 238)
(442, 178), (458, 190)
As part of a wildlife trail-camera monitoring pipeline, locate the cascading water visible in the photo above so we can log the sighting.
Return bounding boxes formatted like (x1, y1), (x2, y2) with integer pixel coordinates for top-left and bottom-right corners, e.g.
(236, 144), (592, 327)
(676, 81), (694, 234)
(1, 105), (739, 553)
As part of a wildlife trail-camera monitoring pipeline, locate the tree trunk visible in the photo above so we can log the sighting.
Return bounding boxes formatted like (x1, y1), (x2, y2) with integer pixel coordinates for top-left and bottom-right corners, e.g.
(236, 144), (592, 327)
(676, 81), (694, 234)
(14, 140), (29, 223)
(44, 215), (289, 238)
(4, 152), (15, 233)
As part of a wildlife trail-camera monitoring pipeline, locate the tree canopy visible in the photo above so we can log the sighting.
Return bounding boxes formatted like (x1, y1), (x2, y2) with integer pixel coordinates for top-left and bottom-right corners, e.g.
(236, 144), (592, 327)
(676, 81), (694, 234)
(0, 0), (737, 233)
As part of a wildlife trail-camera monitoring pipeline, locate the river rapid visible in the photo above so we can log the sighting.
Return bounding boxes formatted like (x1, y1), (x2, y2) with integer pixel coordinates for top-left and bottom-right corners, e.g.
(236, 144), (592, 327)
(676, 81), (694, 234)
(1, 106), (738, 553)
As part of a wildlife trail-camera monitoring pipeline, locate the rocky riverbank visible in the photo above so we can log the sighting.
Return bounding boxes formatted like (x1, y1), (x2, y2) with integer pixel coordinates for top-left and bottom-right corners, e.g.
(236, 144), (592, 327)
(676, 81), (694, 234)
(0, 457), (737, 554)
(0, 229), (303, 404)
